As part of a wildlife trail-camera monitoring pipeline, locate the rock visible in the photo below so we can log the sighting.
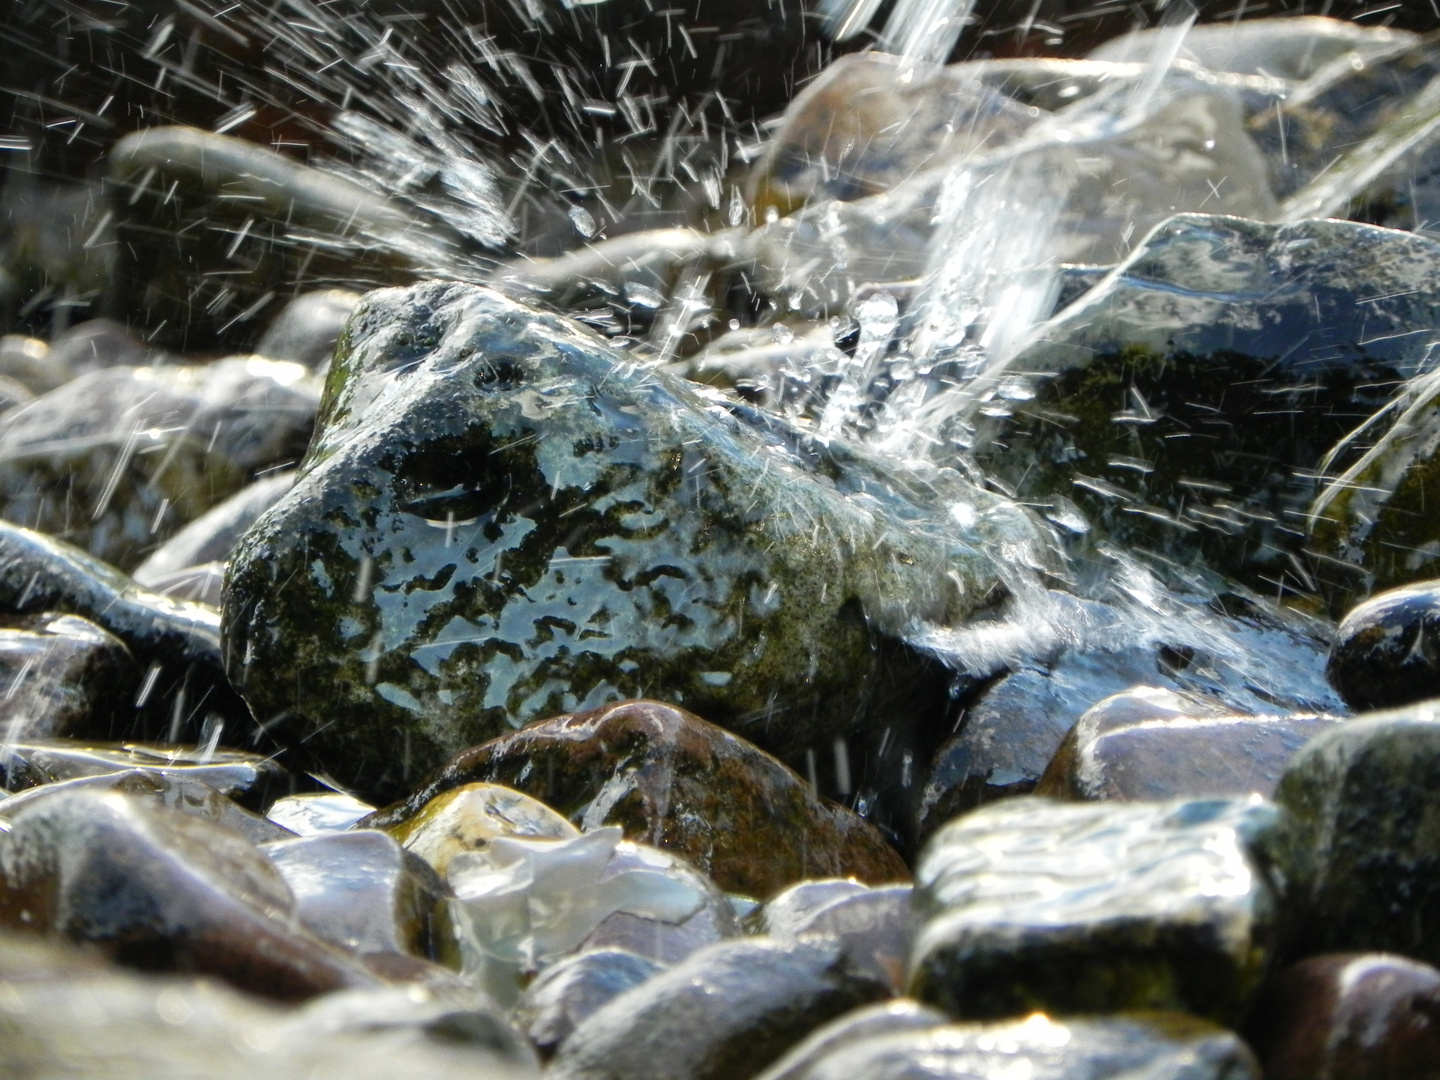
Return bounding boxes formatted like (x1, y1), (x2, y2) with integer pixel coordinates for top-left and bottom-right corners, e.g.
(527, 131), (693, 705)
(0, 930), (539, 1080)
(266, 792), (377, 836)
(255, 290), (363, 370)
(1270, 703), (1440, 967)
(44, 317), (157, 376)
(0, 769), (293, 845)
(383, 781), (577, 878)
(263, 830), (448, 957)
(0, 334), (66, 394)
(0, 613), (132, 740)
(133, 471), (296, 589)
(1329, 582), (1440, 711)
(1036, 686), (1343, 802)
(223, 281), (1043, 800)
(0, 177), (115, 336)
(0, 357), (316, 570)
(965, 214), (1440, 589)
(752, 879), (871, 936)
(751, 1011), (1259, 1080)
(909, 796), (1278, 1023)
(0, 737), (288, 810)
(445, 826), (737, 1001)
(0, 788), (374, 999)
(512, 948), (666, 1059)
(547, 936), (892, 1080)
(371, 701), (908, 898)
(1244, 952), (1440, 1080)
(751, 999), (948, 1080)
(104, 127), (479, 352)
(785, 886), (915, 993)
(0, 519), (245, 742)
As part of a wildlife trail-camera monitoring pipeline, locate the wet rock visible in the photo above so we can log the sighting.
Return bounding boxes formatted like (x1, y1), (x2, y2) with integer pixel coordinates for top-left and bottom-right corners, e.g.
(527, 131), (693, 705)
(445, 826), (735, 1003)
(0, 613), (132, 740)
(105, 127), (479, 352)
(0, 788), (373, 999)
(372, 701), (908, 897)
(0, 737), (288, 810)
(1328, 582), (1440, 711)
(752, 999), (948, 1080)
(255, 289), (363, 370)
(0, 357), (316, 570)
(752, 879), (871, 936)
(0, 334), (66, 395)
(0, 769), (293, 845)
(384, 781), (577, 878)
(44, 317), (156, 377)
(512, 948), (666, 1059)
(966, 214), (1440, 589)
(0, 519), (245, 742)
(1271, 703), (1440, 966)
(224, 281), (1043, 800)
(547, 936), (892, 1080)
(266, 791), (377, 836)
(786, 886), (915, 993)
(133, 470), (296, 589)
(910, 796), (1278, 1023)
(1036, 686), (1343, 802)
(750, 52), (1037, 214)
(754, 1011), (1258, 1080)
(0, 931), (538, 1080)
(1245, 952), (1440, 1080)
(263, 829), (448, 957)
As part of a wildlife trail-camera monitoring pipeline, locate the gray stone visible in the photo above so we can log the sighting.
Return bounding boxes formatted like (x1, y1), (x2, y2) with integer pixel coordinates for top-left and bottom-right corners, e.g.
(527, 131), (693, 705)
(223, 281), (1046, 799)
(255, 290), (363, 370)
(910, 797), (1278, 1023)
(512, 948), (666, 1059)
(547, 936), (892, 1080)
(752, 999), (948, 1080)
(0, 613), (132, 741)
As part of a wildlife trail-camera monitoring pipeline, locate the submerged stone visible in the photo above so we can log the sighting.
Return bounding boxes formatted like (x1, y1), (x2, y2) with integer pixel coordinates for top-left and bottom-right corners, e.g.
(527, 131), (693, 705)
(547, 936), (892, 1080)
(909, 796), (1278, 1023)
(966, 214), (1440, 589)
(264, 830), (448, 958)
(1245, 952), (1440, 1080)
(755, 1012), (1258, 1080)
(1271, 703), (1440, 967)
(371, 701), (907, 898)
(1036, 687), (1343, 803)
(513, 948), (666, 1059)
(0, 789), (371, 1000)
(1328, 581), (1440, 710)
(224, 282), (1044, 799)
(384, 781), (577, 879)
(0, 358), (316, 571)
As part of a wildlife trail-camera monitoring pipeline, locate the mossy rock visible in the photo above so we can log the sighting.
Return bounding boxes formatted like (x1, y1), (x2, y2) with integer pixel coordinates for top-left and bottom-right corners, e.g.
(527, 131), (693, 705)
(224, 282), (1047, 800)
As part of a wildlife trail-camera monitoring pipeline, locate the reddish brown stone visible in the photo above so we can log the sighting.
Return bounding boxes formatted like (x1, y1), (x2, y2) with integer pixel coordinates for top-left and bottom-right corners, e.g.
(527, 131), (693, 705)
(1245, 953), (1440, 1080)
(367, 700), (908, 899)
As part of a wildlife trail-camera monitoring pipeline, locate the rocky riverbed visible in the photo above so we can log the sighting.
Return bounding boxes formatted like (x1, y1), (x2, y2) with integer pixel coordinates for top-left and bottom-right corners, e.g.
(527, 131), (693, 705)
(6, 2), (1440, 1077)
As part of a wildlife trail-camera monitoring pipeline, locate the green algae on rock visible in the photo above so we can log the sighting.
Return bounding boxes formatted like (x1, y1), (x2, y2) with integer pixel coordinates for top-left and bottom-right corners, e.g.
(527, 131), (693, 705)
(964, 213), (1440, 591)
(223, 282), (1048, 799)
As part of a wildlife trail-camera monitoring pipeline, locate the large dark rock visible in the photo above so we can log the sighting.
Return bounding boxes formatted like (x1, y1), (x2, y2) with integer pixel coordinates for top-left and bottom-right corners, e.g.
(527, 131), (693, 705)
(1328, 581), (1440, 711)
(223, 281), (1045, 800)
(1245, 952), (1440, 1080)
(1271, 703), (1440, 967)
(909, 796), (1278, 1023)
(965, 214), (1440, 592)
(0, 357), (316, 570)
(0, 788), (374, 999)
(370, 701), (908, 898)
(547, 936), (892, 1080)
(749, 1011), (1259, 1080)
